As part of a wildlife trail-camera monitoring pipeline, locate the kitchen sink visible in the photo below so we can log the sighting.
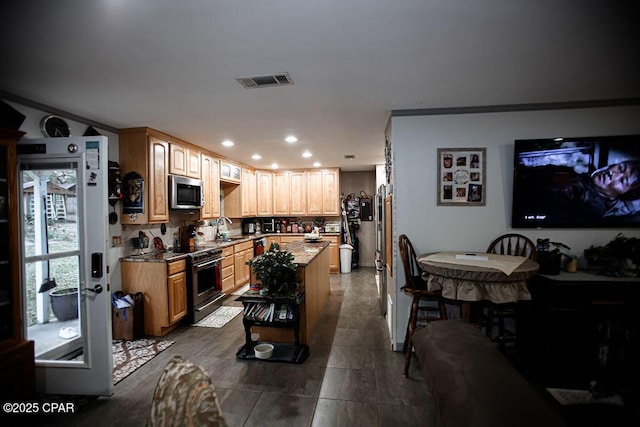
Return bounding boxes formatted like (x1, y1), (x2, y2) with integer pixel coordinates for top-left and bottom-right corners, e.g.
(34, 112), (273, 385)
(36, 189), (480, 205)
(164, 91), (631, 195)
(221, 237), (246, 242)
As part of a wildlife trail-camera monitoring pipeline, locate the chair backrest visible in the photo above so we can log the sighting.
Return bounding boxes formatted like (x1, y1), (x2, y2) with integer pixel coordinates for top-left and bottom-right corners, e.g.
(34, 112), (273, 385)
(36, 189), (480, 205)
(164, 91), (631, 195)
(398, 234), (427, 290)
(148, 356), (227, 427)
(487, 233), (537, 261)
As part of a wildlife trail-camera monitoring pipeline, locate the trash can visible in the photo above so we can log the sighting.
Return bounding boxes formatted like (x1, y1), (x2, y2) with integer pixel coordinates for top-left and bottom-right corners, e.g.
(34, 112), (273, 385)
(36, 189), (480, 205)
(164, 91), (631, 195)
(112, 291), (144, 340)
(340, 244), (354, 273)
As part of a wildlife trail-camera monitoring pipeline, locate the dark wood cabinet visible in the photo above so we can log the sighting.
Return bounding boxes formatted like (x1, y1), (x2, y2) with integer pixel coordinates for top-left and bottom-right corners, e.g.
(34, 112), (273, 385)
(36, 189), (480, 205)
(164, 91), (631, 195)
(523, 272), (639, 394)
(0, 129), (35, 399)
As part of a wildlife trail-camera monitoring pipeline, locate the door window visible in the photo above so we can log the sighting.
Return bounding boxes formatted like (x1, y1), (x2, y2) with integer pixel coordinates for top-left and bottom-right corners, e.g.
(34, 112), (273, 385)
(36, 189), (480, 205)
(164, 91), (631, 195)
(21, 162), (83, 360)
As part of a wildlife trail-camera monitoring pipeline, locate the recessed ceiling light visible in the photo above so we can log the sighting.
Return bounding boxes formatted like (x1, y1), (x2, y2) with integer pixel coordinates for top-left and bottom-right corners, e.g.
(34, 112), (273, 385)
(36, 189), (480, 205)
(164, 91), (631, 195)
(270, 162), (279, 169)
(285, 135), (298, 143)
(251, 154), (262, 160)
(554, 137), (563, 141)
(302, 151), (312, 158)
(313, 162), (321, 167)
(222, 140), (234, 147)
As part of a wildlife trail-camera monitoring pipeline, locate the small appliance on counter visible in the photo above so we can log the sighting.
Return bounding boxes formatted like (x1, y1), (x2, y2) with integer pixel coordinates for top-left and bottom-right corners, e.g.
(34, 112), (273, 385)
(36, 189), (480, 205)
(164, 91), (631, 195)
(262, 218), (275, 233)
(324, 222), (341, 233)
(242, 219), (256, 234)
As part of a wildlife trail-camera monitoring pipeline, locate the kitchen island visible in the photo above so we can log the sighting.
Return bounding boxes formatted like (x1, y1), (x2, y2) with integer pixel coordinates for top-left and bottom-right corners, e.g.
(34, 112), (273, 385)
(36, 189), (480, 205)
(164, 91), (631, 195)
(250, 240), (331, 345)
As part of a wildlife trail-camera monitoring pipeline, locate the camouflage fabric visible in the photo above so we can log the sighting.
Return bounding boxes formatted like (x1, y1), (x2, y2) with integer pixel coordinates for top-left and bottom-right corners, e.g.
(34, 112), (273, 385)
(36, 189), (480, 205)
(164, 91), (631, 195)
(147, 356), (227, 427)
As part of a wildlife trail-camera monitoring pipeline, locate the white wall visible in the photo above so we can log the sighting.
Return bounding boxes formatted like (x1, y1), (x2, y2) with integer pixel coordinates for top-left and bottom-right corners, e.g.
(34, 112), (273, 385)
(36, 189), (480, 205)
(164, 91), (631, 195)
(389, 105), (640, 349)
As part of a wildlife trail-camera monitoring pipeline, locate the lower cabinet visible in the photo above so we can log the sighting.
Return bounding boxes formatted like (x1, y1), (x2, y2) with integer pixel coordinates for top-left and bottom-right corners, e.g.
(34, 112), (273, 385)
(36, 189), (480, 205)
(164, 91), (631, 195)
(121, 258), (188, 336)
(327, 235), (339, 273)
(234, 241), (253, 290)
(221, 246), (235, 294)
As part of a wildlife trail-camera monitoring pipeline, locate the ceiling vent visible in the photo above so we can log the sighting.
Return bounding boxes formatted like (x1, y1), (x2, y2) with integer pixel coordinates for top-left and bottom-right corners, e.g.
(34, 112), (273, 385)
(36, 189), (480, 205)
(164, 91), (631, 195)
(344, 154), (356, 159)
(236, 73), (294, 89)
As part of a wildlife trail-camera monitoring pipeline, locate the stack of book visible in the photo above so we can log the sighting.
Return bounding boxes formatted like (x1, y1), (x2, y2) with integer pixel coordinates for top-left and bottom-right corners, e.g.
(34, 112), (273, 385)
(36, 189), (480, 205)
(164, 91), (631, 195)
(243, 302), (293, 322)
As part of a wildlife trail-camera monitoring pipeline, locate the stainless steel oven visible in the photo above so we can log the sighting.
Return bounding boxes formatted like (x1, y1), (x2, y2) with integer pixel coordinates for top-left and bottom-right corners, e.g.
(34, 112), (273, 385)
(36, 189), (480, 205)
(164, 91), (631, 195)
(187, 248), (225, 323)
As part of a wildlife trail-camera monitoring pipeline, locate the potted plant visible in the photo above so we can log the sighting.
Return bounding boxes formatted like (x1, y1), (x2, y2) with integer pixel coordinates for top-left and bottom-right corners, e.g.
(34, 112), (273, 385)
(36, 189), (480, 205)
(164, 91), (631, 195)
(50, 287), (79, 321)
(584, 233), (640, 277)
(536, 239), (571, 275)
(246, 243), (299, 297)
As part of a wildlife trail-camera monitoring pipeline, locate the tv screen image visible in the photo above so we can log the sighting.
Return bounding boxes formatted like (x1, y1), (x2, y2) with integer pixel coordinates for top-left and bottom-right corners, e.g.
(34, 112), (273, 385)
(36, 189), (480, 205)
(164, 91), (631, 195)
(512, 135), (640, 228)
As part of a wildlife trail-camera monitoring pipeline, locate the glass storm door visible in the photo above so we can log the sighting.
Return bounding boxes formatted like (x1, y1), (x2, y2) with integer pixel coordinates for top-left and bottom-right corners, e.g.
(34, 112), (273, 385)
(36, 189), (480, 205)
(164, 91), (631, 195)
(18, 136), (112, 396)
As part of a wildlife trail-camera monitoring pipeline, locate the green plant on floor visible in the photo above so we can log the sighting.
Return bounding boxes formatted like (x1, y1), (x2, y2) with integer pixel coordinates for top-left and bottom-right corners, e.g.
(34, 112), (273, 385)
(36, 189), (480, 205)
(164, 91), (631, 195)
(247, 243), (298, 297)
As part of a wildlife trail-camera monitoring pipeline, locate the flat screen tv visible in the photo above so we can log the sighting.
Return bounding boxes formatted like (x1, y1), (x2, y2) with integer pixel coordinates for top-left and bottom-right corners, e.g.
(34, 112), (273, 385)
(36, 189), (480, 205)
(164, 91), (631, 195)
(512, 134), (640, 228)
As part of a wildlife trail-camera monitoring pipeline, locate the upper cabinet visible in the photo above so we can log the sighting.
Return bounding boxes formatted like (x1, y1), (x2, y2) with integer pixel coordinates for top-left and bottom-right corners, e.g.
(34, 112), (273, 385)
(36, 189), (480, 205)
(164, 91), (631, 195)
(307, 169), (340, 216)
(119, 128), (170, 224)
(220, 161), (241, 183)
(242, 168), (257, 217)
(273, 172), (290, 216)
(201, 153), (221, 219)
(119, 128), (340, 222)
(256, 171), (273, 216)
(169, 143), (201, 179)
(289, 171), (307, 216)
(273, 171), (306, 216)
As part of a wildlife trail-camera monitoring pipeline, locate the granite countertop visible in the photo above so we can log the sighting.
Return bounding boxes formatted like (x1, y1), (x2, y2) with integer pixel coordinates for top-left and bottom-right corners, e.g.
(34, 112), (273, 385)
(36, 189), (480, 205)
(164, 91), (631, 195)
(121, 233), (338, 263)
(283, 240), (331, 266)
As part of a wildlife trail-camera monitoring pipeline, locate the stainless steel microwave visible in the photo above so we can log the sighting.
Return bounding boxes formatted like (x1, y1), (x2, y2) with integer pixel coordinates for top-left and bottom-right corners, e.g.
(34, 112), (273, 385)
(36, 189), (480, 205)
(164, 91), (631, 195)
(169, 175), (204, 209)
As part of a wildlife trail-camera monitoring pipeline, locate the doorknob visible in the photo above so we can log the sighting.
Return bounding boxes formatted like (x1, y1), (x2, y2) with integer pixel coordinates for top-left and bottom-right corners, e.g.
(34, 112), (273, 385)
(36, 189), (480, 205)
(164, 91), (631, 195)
(82, 284), (104, 294)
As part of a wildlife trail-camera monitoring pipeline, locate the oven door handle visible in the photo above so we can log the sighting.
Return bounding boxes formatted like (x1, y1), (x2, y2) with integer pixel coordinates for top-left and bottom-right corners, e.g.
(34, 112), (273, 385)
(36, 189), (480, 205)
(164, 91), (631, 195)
(193, 256), (224, 270)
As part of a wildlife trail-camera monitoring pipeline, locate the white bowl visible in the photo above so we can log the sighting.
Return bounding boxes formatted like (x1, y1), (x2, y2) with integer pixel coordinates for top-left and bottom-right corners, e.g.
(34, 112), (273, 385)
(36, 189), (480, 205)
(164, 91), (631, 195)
(254, 343), (274, 359)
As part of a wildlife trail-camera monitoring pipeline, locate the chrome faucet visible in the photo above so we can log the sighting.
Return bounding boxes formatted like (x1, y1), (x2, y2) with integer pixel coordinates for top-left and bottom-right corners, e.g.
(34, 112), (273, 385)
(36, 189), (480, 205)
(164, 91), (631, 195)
(215, 216), (233, 240)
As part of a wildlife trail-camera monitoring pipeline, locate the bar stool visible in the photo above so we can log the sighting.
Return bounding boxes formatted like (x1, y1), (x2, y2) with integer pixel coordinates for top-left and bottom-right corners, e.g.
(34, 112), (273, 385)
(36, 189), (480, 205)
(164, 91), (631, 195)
(399, 234), (447, 377)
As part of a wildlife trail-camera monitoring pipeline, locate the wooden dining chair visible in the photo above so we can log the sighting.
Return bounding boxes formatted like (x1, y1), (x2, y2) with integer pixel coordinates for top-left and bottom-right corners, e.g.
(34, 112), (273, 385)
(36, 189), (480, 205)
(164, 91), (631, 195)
(484, 233), (537, 348)
(398, 234), (447, 377)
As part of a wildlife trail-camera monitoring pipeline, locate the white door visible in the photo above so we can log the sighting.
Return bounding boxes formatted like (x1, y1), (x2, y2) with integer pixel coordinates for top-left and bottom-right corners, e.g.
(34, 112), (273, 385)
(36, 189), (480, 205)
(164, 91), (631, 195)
(18, 136), (112, 396)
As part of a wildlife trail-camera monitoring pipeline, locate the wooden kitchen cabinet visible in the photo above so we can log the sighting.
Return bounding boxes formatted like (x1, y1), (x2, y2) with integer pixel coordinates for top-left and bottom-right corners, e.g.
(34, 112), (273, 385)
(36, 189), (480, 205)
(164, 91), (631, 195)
(256, 171), (273, 216)
(273, 171), (290, 216)
(170, 143), (201, 179)
(201, 153), (221, 219)
(167, 268), (188, 324)
(121, 258), (188, 336)
(289, 171), (307, 215)
(220, 161), (242, 183)
(242, 168), (257, 217)
(266, 235), (280, 249)
(271, 171), (306, 216)
(327, 235), (340, 273)
(119, 128), (171, 224)
(220, 246), (235, 293)
(234, 241), (254, 290)
(306, 168), (340, 215)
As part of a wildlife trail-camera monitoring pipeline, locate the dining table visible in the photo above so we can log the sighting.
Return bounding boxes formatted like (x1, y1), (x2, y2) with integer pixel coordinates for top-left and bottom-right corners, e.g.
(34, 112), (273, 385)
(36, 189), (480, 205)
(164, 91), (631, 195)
(417, 251), (539, 323)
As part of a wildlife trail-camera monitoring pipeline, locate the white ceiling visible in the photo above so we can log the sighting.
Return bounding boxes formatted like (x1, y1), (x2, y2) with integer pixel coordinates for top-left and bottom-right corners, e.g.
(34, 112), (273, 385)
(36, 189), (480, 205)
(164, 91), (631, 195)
(1, 1), (639, 171)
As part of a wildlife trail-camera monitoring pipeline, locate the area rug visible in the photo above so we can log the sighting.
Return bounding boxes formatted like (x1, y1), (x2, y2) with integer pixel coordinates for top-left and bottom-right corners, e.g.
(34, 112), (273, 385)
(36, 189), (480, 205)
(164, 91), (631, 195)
(193, 306), (243, 328)
(113, 338), (174, 384)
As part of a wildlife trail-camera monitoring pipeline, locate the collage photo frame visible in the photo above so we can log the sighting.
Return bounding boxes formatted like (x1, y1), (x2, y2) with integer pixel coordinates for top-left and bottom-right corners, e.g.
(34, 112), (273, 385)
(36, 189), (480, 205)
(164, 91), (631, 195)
(437, 147), (486, 206)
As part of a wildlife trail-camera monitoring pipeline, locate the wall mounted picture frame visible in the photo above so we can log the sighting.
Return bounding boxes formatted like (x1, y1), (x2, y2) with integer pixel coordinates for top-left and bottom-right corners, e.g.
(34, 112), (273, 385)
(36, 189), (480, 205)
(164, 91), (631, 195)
(437, 147), (486, 206)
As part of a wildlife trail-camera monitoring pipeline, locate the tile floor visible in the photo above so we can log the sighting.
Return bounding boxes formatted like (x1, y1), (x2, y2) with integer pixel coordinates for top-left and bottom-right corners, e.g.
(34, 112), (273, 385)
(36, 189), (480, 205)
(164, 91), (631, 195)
(27, 267), (437, 426)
